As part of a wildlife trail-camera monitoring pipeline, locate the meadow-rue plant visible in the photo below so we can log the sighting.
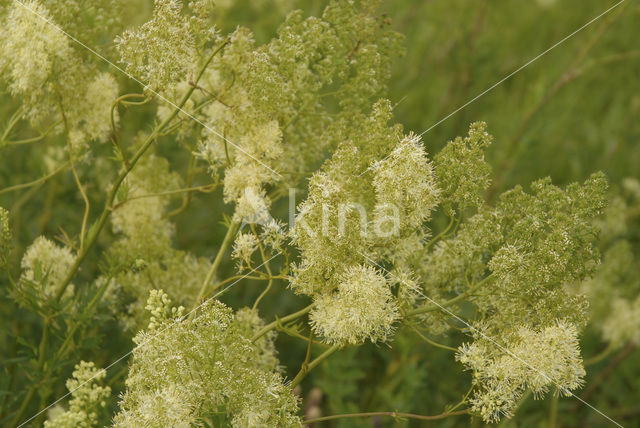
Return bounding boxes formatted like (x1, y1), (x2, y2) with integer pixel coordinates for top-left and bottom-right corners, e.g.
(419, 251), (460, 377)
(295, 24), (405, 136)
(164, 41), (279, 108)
(0, 0), (637, 427)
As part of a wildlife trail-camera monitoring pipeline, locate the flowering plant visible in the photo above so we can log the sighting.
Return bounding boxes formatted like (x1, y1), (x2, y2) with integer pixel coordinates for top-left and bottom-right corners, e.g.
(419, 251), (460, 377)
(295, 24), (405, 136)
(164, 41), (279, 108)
(1, 1), (638, 427)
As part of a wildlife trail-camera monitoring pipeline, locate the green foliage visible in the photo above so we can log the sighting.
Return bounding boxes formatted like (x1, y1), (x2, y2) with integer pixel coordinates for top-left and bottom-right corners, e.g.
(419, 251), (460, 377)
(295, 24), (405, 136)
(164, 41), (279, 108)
(1, 0), (639, 427)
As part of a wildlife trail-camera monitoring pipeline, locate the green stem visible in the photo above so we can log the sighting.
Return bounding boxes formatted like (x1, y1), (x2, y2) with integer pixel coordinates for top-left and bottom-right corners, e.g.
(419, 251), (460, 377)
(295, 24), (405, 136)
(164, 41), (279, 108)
(302, 409), (469, 425)
(8, 316), (51, 428)
(53, 38), (229, 302)
(549, 392), (559, 428)
(2, 120), (60, 147)
(252, 303), (315, 342)
(424, 214), (456, 251)
(53, 278), (113, 363)
(0, 107), (24, 142)
(251, 224), (273, 310)
(409, 324), (457, 352)
(584, 343), (615, 366)
(289, 345), (340, 388)
(58, 102), (90, 251)
(9, 389), (37, 428)
(407, 274), (493, 317)
(0, 161), (70, 196)
(193, 221), (240, 308)
(277, 325), (330, 348)
(112, 183), (219, 210)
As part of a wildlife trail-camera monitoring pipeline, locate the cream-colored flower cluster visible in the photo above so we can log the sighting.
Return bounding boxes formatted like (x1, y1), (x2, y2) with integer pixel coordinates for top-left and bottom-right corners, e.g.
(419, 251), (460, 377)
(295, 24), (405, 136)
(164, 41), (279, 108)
(116, 0), (197, 91)
(0, 0), (120, 152)
(45, 361), (111, 428)
(114, 292), (301, 427)
(458, 322), (585, 423)
(20, 236), (76, 299)
(310, 265), (399, 345)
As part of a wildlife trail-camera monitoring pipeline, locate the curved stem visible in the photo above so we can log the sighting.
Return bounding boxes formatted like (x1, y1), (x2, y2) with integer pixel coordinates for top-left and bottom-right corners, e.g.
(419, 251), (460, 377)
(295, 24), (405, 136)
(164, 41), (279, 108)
(277, 324), (330, 348)
(252, 303), (315, 342)
(408, 324), (457, 352)
(302, 408), (469, 425)
(447, 384), (474, 413)
(110, 93), (149, 167)
(0, 106), (25, 142)
(58, 102), (90, 250)
(289, 345), (340, 388)
(53, 40), (228, 303)
(112, 183), (219, 210)
(251, 223), (274, 310)
(2, 120), (61, 147)
(584, 343), (615, 367)
(407, 273), (493, 317)
(0, 161), (70, 195)
(424, 214), (456, 251)
(165, 153), (197, 219)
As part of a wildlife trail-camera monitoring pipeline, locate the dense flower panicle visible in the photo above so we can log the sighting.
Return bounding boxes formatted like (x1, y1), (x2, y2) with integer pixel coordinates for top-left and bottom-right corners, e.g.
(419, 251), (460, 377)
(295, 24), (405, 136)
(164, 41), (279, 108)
(41, 0), (126, 46)
(290, 101), (405, 297)
(45, 361), (111, 428)
(422, 172), (607, 336)
(0, 1), (72, 96)
(595, 196), (628, 243)
(77, 72), (120, 144)
(234, 307), (281, 371)
(481, 173), (607, 329)
(116, 0), (197, 91)
(372, 134), (439, 230)
(434, 121), (493, 214)
(584, 241), (640, 348)
(20, 236), (75, 298)
(457, 322), (585, 423)
(0, 1), (120, 150)
(310, 265), (399, 345)
(0, 0), (72, 122)
(260, 219), (287, 252)
(145, 289), (185, 330)
(114, 292), (302, 427)
(232, 186), (273, 225)
(191, 0), (403, 222)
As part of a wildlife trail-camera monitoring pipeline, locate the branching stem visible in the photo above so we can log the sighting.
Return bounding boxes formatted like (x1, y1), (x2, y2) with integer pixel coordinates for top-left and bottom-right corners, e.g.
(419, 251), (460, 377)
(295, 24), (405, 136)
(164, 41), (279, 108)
(289, 345), (340, 388)
(302, 408), (469, 424)
(193, 220), (240, 309)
